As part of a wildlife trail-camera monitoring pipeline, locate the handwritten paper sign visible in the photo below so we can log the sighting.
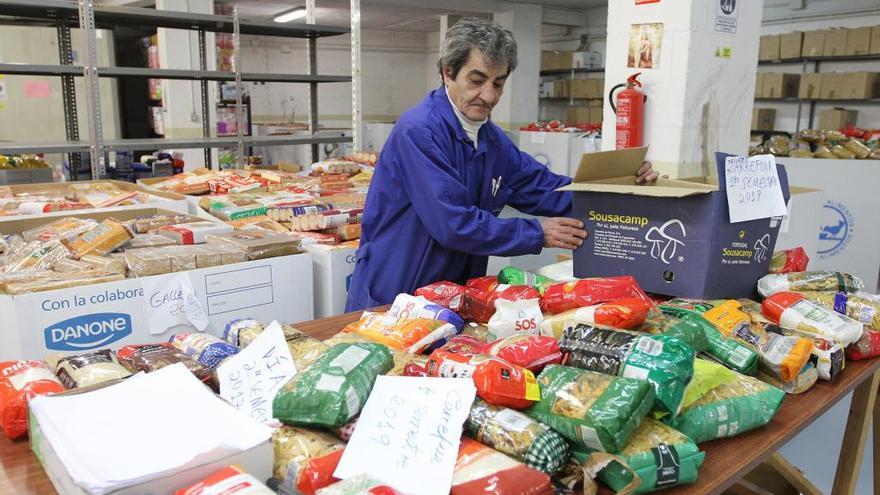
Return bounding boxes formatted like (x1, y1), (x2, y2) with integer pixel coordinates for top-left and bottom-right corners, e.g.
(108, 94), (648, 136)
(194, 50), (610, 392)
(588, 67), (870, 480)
(724, 154), (787, 223)
(142, 274), (209, 335)
(334, 376), (477, 495)
(217, 322), (297, 424)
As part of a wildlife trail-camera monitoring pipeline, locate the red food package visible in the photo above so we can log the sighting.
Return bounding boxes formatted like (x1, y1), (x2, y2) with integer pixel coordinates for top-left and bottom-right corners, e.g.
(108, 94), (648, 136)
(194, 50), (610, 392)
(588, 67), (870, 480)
(591, 297), (653, 329)
(425, 342), (540, 409)
(297, 449), (345, 495)
(481, 334), (563, 373)
(461, 285), (541, 323)
(0, 360), (66, 439)
(846, 330), (880, 360)
(175, 465), (273, 495)
(415, 281), (466, 311)
(539, 276), (652, 315)
(452, 437), (553, 495)
(769, 247), (810, 274)
(466, 276), (499, 291)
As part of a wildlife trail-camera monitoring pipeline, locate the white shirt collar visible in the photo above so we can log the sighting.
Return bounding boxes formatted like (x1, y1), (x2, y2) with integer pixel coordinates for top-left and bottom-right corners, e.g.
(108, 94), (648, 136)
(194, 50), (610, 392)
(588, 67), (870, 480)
(445, 87), (487, 150)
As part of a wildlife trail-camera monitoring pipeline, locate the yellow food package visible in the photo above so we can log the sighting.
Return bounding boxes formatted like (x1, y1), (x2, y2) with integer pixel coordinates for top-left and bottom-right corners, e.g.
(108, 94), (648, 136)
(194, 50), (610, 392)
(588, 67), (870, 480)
(342, 312), (457, 353)
(63, 218), (134, 258)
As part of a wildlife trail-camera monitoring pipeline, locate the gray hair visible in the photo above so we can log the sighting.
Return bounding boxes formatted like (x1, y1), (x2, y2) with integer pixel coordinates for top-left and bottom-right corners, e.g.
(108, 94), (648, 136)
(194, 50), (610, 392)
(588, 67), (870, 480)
(437, 18), (518, 79)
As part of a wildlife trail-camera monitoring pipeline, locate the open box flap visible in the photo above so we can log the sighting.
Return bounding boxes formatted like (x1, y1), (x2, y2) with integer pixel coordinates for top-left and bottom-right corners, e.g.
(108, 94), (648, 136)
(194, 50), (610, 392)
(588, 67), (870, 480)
(571, 146), (649, 182)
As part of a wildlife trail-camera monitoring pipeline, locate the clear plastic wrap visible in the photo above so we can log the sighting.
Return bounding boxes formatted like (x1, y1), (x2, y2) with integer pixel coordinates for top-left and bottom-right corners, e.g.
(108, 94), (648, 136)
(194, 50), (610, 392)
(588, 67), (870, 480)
(54, 350), (132, 389)
(206, 231), (301, 260)
(126, 233), (178, 250)
(273, 426), (345, 495)
(762, 292), (864, 346)
(116, 343), (212, 383)
(80, 254), (126, 275)
(757, 362), (818, 395)
(795, 290), (880, 330)
(479, 334), (562, 373)
(169, 332), (239, 368)
(62, 218), (134, 258)
(497, 266), (555, 294)
(52, 258), (93, 273)
(129, 214), (197, 234)
(223, 319), (329, 371)
(342, 312), (457, 353)
(4, 271), (124, 295)
(539, 298), (653, 339)
(125, 247), (173, 276)
(3, 240), (70, 272)
(21, 217), (98, 242)
(539, 277), (652, 315)
(452, 437), (554, 495)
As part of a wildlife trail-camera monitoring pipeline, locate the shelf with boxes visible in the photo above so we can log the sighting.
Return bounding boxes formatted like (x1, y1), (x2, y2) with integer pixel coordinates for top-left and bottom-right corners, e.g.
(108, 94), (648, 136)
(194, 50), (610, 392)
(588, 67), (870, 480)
(539, 50), (605, 125)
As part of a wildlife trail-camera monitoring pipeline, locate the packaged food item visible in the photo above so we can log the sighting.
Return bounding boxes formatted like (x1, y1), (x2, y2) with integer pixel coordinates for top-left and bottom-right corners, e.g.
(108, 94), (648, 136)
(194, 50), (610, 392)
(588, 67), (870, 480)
(52, 258), (93, 273)
(289, 207), (364, 232)
(224, 319), (329, 371)
(211, 242), (249, 265)
(80, 254), (126, 275)
(3, 271), (125, 295)
(320, 223), (361, 242)
(846, 330), (880, 360)
(831, 145), (856, 159)
(273, 343), (393, 427)
(461, 285), (541, 323)
(758, 362), (818, 395)
(129, 214), (197, 234)
(273, 426), (345, 495)
(679, 359), (735, 411)
(414, 281), (466, 311)
(3, 240), (70, 272)
(573, 418), (705, 495)
(0, 360), (66, 439)
(388, 293), (465, 332)
(659, 305), (759, 375)
(540, 298), (652, 339)
(487, 298), (544, 341)
(539, 277), (652, 315)
(769, 247), (809, 274)
(62, 218), (134, 258)
(480, 334), (562, 373)
(665, 372), (784, 443)
(812, 145), (836, 159)
(843, 139), (871, 159)
(525, 364), (654, 453)
(757, 271), (864, 297)
(227, 215), (290, 233)
(343, 312), (457, 354)
(170, 332), (240, 368)
(157, 221), (234, 245)
(452, 437), (554, 495)
(126, 233), (178, 249)
(116, 343), (212, 383)
(21, 217), (98, 242)
(558, 324), (695, 415)
(55, 350), (132, 389)
(466, 399), (570, 474)
(636, 312), (710, 353)
(762, 292), (864, 346)
(794, 291), (880, 330)
(175, 465), (274, 495)
(497, 266), (555, 293)
(124, 247), (172, 276)
(316, 475), (404, 495)
(207, 230), (301, 259)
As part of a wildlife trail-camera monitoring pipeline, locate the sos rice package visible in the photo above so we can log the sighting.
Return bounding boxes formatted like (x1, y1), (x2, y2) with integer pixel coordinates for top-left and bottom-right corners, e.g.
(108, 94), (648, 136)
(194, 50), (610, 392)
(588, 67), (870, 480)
(273, 426), (344, 495)
(461, 284), (541, 324)
(757, 271), (863, 298)
(540, 298), (653, 339)
(175, 465), (274, 495)
(342, 312), (457, 354)
(273, 343), (393, 428)
(539, 277), (652, 315)
(558, 324), (695, 415)
(54, 350), (132, 389)
(452, 437), (554, 495)
(794, 291), (880, 330)
(388, 293), (465, 332)
(762, 292), (863, 346)
(170, 332), (240, 368)
(224, 319), (329, 371)
(526, 364), (654, 453)
(487, 298), (544, 341)
(116, 343), (212, 383)
(0, 360), (66, 439)
(414, 281), (466, 311)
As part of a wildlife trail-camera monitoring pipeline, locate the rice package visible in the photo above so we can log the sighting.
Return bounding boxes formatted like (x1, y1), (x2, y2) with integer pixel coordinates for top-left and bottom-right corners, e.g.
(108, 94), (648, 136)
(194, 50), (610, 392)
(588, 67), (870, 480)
(558, 324), (695, 415)
(0, 360), (65, 439)
(170, 332), (240, 368)
(487, 298), (544, 341)
(479, 334), (562, 373)
(452, 437), (554, 495)
(636, 313), (710, 353)
(659, 305), (758, 375)
(540, 298), (653, 339)
(273, 426), (344, 495)
(175, 465), (274, 495)
(795, 291), (880, 330)
(846, 330), (880, 360)
(273, 343), (393, 427)
(758, 362), (818, 395)
(526, 364), (654, 453)
(466, 399), (571, 474)
(116, 343), (212, 383)
(665, 371), (784, 443)
(769, 247), (809, 274)
(414, 281), (466, 310)
(388, 293), (465, 331)
(224, 319), (329, 371)
(539, 277), (652, 315)
(461, 284), (541, 323)
(757, 271), (863, 297)
(54, 350), (132, 389)
(342, 311), (457, 353)
(573, 419), (705, 494)
(762, 292), (863, 346)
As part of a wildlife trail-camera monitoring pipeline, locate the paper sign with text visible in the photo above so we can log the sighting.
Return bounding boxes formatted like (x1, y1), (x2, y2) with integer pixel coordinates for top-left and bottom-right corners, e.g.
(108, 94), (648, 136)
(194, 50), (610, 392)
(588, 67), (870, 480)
(217, 321), (297, 424)
(142, 274), (209, 335)
(724, 154), (787, 223)
(334, 376), (477, 495)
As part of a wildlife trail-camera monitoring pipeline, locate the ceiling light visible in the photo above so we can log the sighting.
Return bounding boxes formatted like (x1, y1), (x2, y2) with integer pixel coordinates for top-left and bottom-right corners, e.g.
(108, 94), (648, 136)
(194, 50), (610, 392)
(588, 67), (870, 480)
(274, 7), (306, 23)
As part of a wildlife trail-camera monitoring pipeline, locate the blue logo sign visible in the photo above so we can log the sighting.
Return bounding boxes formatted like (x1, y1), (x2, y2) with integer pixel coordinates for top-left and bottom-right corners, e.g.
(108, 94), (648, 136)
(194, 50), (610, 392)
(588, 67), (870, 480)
(818, 200), (854, 259)
(44, 313), (133, 351)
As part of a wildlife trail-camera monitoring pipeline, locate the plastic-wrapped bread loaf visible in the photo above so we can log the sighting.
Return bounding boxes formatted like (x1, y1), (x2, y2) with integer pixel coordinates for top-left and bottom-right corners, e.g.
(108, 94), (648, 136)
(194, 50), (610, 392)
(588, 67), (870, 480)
(206, 231), (301, 260)
(80, 255), (126, 275)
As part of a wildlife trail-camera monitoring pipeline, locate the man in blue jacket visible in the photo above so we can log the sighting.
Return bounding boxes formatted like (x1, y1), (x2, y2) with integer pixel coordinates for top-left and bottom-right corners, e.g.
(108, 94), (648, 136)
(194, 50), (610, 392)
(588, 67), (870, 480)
(346, 18), (658, 311)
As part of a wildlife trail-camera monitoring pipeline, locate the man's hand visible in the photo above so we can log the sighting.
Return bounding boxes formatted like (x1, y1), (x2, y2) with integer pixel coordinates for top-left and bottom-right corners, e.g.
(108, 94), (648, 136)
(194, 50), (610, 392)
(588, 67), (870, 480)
(635, 160), (664, 185)
(541, 217), (588, 250)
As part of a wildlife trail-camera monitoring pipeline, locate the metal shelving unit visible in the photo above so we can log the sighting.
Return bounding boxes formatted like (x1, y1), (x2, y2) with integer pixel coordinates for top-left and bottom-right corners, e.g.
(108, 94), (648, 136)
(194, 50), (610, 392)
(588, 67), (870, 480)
(0, 0), (355, 179)
(539, 67), (605, 77)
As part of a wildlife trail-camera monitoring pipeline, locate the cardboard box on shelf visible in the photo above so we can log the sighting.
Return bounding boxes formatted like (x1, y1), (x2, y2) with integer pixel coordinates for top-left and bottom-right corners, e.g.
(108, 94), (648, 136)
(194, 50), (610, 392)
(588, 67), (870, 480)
(755, 73), (765, 98)
(589, 107), (604, 124)
(567, 106), (590, 124)
(823, 28), (848, 57)
(306, 242), (358, 318)
(752, 108), (776, 131)
(570, 79), (603, 99)
(841, 71), (880, 99)
(798, 73), (823, 99)
(802, 30), (827, 57)
(572, 51), (603, 69)
(561, 147), (790, 299)
(541, 51), (555, 71)
(871, 26), (880, 55)
(759, 35), (781, 61)
(780, 32), (804, 59)
(542, 50), (573, 70)
(539, 81), (554, 98)
(763, 73), (800, 98)
(553, 79), (570, 98)
(844, 27), (873, 55)
(819, 73), (845, 99)
(818, 108), (859, 131)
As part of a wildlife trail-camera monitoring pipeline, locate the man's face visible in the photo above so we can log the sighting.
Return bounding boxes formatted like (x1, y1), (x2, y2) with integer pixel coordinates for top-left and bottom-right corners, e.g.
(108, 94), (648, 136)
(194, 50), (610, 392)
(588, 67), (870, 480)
(443, 48), (509, 121)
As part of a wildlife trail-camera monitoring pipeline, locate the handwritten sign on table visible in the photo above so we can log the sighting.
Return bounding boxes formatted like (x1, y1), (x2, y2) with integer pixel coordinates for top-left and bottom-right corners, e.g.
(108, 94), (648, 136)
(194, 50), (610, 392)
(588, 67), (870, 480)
(724, 154), (787, 223)
(217, 322), (297, 424)
(334, 376), (477, 495)
(142, 274), (209, 335)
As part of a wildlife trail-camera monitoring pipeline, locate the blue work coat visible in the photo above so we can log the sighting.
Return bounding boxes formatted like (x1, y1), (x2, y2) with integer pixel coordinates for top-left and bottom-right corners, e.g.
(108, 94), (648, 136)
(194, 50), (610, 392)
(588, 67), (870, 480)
(345, 87), (572, 311)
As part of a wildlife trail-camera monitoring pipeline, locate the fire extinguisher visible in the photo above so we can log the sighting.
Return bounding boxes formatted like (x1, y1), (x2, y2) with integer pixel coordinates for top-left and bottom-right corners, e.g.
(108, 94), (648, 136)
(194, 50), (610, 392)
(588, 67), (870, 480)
(609, 73), (646, 149)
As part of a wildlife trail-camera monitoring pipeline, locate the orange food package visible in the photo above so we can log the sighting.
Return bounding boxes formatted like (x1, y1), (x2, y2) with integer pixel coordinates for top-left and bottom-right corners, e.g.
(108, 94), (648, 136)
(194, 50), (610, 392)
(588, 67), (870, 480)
(539, 276), (652, 315)
(343, 312), (457, 353)
(452, 438), (553, 495)
(0, 360), (66, 439)
(460, 285), (541, 323)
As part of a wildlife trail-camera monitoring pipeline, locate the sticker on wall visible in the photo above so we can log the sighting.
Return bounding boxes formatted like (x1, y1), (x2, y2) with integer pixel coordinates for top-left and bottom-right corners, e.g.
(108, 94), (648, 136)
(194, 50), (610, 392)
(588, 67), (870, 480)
(715, 0), (738, 34)
(24, 80), (51, 99)
(0, 75), (6, 109)
(714, 47), (733, 58)
(628, 23), (664, 69)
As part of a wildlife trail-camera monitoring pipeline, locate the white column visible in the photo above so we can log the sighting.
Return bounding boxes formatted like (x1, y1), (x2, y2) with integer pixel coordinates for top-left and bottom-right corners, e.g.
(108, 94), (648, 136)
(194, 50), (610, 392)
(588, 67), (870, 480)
(602, 0), (764, 178)
(493, 3), (541, 132)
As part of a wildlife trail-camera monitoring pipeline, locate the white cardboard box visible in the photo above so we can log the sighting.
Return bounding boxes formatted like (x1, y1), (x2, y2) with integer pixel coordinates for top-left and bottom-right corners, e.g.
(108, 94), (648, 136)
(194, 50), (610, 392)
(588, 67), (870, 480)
(0, 253), (314, 360)
(518, 131), (602, 177)
(306, 243), (358, 318)
(775, 187), (826, 264)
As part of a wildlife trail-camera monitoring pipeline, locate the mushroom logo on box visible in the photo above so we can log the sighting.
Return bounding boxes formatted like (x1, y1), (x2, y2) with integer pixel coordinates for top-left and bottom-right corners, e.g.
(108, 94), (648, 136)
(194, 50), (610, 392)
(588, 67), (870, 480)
(645, 219), (687, 264)
(44, 313), (133, 351)
(753, 234), (771, 263)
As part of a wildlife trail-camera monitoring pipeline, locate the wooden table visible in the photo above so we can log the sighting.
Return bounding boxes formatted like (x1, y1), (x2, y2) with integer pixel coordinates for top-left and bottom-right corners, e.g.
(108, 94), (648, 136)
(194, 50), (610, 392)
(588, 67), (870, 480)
(1, 310), (878, 495)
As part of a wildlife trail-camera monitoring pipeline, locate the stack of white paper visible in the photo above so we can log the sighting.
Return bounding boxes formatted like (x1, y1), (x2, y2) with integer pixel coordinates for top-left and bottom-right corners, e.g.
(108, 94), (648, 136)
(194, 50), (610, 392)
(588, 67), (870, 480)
(29, 363), (273, 494)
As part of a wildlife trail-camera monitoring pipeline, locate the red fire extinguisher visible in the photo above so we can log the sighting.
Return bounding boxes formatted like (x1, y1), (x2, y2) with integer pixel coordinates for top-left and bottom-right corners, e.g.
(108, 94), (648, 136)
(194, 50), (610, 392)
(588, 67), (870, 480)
(609, 73), (646, 149)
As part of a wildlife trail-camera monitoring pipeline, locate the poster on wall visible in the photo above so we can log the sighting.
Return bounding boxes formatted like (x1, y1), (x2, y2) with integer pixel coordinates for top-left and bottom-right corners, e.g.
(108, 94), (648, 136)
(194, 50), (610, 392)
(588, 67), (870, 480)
(628, 23), (664, 69)
(715, 0), (738, 34)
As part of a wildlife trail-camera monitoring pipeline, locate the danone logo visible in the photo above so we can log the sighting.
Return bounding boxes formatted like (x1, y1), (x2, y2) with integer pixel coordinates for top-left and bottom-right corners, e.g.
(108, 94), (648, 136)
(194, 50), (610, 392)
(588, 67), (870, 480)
(44, 313), (133, 351)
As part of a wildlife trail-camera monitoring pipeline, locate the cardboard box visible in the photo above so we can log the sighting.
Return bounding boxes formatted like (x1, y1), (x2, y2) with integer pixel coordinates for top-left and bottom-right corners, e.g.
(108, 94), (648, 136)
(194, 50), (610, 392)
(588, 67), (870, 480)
(554, 79), (570, 98)
(539, 81), (554, 98)
(798, 73), (823, 99)
(541, 51), (555, 71)
(818, 108), (858, 131)
(569, 79), (590, 99)
(845, 27), (873, 55)
(561, 147), (790, 299)
(567, 106), (590, 124)
(759, 35), (781, 61)
(542, 51), (573, 70)
(823, 28), (848, 57)
(780, 32), (804, 59)
(871, 26), (880, 55)
(763, 73), (800, 98)
(519, 131), (599, 177)
(841, 71), (879, 99)
(752, 108), (776, 131)
(820, 73), (845, 99)
(802, 30), (827, 57)
(755, 73), (765, 98)
(589, 107), (604, 124)
(306, 243), (359, 318)
(572, 51), (603, 69)
(775, 187), (826, 264)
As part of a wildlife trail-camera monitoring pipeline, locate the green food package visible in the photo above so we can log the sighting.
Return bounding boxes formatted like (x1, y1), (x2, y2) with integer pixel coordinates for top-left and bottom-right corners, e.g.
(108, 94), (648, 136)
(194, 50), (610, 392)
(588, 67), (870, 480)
(558, 324), (695, 415)
(573, 418), (705, 494)
(659, 305), (758, 375)
(273, 342), (393, 428)
(497, 266), (555, 293)
(526, 364), (654, 453)
(637, 312), (710, 353)
(665, 371), (785, 443)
